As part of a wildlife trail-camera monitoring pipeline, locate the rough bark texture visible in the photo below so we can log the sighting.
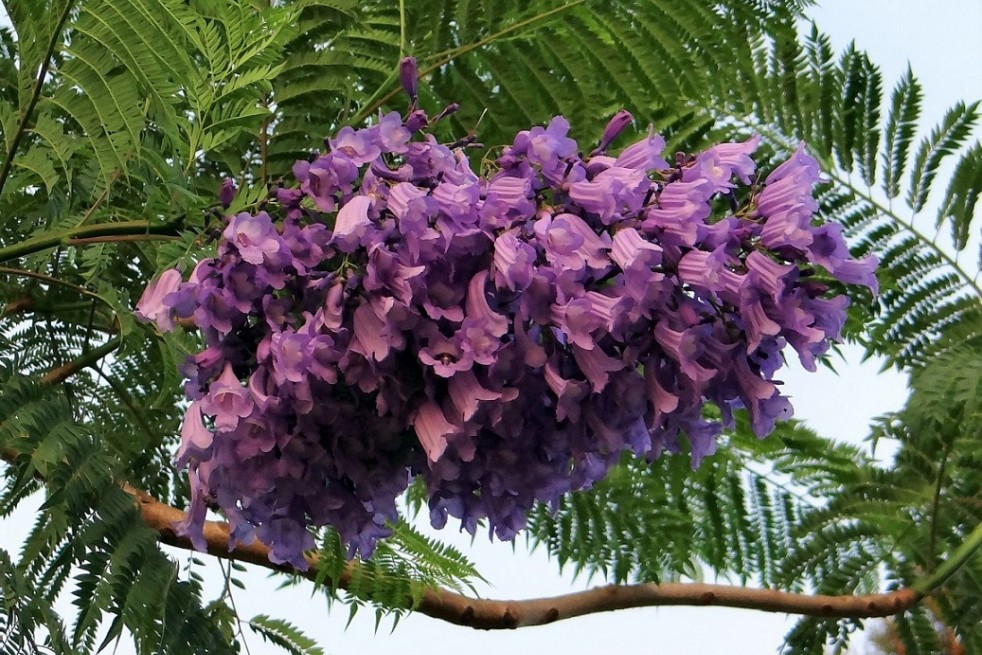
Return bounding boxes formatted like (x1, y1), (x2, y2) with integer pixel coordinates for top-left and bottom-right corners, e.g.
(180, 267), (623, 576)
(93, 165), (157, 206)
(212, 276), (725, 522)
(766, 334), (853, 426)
(129, 478), (921, 628)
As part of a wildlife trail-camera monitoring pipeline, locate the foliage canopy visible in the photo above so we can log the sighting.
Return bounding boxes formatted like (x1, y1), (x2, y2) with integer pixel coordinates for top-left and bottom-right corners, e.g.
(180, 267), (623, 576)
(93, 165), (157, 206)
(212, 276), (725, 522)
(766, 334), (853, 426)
(0, 1), (979, 654)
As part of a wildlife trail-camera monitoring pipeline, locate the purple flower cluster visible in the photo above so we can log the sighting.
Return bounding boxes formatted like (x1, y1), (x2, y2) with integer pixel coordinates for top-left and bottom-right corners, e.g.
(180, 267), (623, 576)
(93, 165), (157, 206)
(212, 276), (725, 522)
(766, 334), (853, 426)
(137, 100), (876, 568)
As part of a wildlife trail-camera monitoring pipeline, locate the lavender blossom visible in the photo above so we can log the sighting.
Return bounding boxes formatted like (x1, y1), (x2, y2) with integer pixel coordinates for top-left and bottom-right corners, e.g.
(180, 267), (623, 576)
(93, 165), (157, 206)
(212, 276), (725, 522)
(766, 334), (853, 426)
(135, 103), (877, 569)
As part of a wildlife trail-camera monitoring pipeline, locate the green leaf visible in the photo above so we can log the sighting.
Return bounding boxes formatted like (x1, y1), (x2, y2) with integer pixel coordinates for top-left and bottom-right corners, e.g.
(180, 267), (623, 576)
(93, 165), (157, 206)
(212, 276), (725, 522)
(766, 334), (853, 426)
(881, 66), (922, 198)
(937, 143), (982, 251)
(248, 615), (325, 655)
(907, 100), (980, 212)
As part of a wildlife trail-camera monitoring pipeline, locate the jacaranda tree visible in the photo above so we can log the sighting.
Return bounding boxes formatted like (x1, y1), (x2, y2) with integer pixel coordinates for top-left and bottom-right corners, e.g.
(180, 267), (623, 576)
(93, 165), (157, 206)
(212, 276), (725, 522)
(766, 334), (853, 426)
(0, 2), (979, 654)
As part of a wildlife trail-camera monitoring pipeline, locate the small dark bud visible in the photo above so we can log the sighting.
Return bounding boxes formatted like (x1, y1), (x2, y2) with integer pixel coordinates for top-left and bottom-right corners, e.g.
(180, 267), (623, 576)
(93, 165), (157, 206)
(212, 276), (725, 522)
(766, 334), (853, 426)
(219, 178), (236, 208)
(405, 109), (428, 133)
(399, 56), (418, 100)
(596, 109), (633, 152)
(433, 102), (460, 122)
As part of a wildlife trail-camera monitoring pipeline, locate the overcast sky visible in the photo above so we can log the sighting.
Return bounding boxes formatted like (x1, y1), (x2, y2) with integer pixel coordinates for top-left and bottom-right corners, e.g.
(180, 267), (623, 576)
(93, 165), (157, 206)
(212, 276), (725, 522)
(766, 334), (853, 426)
(1, 2), (980, 654)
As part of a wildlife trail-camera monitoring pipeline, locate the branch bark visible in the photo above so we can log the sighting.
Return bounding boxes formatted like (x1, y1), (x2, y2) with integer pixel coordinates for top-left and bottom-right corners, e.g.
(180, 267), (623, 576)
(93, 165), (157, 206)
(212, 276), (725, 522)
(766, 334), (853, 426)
(126, 481), (924, 628)
(40, 336), (123, 385)
(0, 447), (948, 628)
(0, 220), (181, 263)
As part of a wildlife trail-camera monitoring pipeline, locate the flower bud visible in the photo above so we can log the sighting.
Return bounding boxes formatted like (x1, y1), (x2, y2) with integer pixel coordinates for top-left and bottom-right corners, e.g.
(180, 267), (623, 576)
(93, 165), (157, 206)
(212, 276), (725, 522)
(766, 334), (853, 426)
(405, 109), (428, 133)
(596, 109), (633, 152)
(219, 178), (236, 208)
(399, 56), (418, 100)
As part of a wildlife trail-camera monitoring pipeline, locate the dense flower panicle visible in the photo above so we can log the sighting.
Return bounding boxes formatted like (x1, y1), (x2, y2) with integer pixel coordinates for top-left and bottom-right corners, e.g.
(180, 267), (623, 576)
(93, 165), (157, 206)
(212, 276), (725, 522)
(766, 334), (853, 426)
(138, 104), (877, 568)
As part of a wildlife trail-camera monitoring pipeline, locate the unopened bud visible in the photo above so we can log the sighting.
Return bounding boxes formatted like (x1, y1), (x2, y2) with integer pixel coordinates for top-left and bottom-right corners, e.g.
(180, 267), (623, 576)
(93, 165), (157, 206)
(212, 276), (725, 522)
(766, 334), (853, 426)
(596, 109), (633, 152)
(405, 109), (428, 133)
(219, 178), (236, 208)
(399, 56), (418, 100)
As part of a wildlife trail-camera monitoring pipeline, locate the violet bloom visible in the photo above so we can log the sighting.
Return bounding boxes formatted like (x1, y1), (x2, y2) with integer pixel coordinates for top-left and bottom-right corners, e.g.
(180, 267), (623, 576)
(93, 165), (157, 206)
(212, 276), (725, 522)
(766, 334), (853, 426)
(193, 285), (244, 336)
(535, 212), (611, 272)
(135, 268), (182, 332)
(686, 135), (760, 187)
(270, 328), (312, 386)
(571, 344), (624, 393)
(418, 323), (474, 377)
(351, 301), (404, 362)
(642, 182), (710, 247)
(567, 166), (649, 224)
(201, 363), (253, 433)
(447, 370), (503, 422)
(527, 116), (577, 172)
(677, 247), (731, 294)
(481, 174), (536, 228)
(493, 230), (536, 292)
(615, 127), (668, 171)
(377, 111), (411, 153)
(544, 359), (590, 422)
(260, 517), (316, 571)
(175, 400), (214, 467)
(332, 195), (374, 252)
(365, 244), (425, 306)
(223, 212), (284, 265)
(413, 401), (459, 462)
(405, 109), (428, 133)
(329, 126), (382, 166)
(831, 255), (879, 293)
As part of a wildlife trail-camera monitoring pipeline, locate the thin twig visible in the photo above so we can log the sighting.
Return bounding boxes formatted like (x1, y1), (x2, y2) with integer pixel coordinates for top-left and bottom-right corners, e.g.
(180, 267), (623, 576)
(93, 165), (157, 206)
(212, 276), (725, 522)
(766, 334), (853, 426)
(351, 1), (587, 125)
(0, 220), (181, 262)
(0, 0), (77, 197)
(928, 440), (954, 572)
(74, 170), (121, 227)
(40, 336), (122, 385)
(0, 265), (105, 302)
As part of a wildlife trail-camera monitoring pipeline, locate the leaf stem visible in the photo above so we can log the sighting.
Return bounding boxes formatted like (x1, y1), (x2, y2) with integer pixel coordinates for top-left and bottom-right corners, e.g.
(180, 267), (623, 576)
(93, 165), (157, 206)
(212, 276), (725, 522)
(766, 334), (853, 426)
(911, 521), (982, 595)
(0, 0), (77, 198)
(0, 265), (103, 301)
(398, 0), (407, 58)
(40, 335), (122, 385)
(351, 0), (588, 125)
(0, 220), (181, 262)
(826, 170), (982, 300)
(927, 440), (953, 570)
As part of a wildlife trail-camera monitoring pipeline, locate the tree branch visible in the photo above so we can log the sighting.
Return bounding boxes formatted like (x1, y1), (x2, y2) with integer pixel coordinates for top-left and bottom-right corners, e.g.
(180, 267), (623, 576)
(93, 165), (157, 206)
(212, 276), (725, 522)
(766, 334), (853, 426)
(129, 482), (925, 627)
(0, 220), (181, 263)
(1, 294), (31, 318)
(4, 447), (976, 628)
(40, 335), (122, 385)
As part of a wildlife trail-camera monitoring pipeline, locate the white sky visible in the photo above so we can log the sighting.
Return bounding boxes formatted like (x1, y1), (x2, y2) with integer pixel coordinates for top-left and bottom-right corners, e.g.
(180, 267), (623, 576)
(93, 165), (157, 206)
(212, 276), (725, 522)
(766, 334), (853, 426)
(2, 2), (980, 654)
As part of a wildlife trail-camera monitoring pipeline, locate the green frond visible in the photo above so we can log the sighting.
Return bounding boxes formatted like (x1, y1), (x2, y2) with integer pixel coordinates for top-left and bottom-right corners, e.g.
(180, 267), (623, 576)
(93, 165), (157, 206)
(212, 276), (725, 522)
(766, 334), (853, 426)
(248, 615), (325, 655)
(882, 67), (922, 199)
(1, 2), (980, 653)
(907, 101), (980, 213)
(937, 142), (982, 251)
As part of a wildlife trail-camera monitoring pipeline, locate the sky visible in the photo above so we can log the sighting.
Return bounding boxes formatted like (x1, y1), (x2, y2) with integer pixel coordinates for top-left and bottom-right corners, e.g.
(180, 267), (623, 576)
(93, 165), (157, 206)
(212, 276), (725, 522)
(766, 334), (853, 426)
(1, 2), (981, 654)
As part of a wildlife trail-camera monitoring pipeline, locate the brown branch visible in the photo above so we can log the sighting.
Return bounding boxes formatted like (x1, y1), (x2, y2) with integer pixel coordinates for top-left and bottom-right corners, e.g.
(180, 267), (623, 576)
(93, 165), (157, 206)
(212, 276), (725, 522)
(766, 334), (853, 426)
(40, 336), (122, 384)
(127, 482), (922, 628)
(66, 234), (181, 247)
(1, 294), (31, 318)
(0, 447), (929, 628)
